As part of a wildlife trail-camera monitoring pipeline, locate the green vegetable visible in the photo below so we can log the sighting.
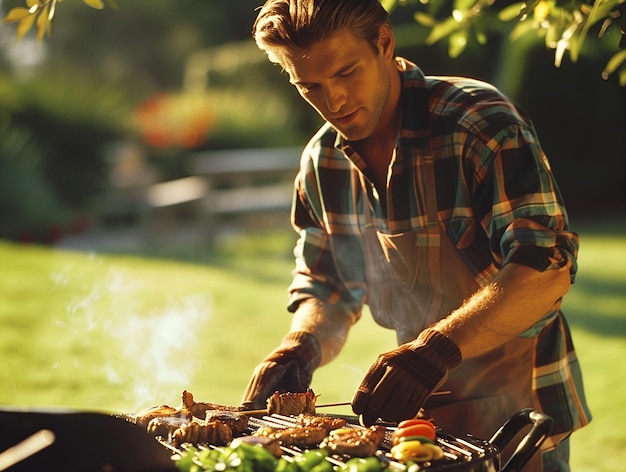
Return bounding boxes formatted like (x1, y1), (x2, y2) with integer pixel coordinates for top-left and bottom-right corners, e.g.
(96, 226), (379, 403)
(339, 456), (383, 472)
(175, 442), (278, 471)
(176, 444), (385, 472)
(275, 458), (300, 472)
(309, 460), (334, 472)
(398, 435), (435, 445)
(294, 449), (328, 470)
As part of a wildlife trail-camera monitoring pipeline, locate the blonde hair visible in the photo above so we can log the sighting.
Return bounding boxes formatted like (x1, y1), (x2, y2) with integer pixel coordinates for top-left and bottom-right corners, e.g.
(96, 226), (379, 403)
(253, 0), (389, 64)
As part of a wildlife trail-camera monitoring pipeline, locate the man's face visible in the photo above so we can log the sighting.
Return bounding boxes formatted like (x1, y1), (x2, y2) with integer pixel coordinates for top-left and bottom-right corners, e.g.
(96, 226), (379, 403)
(280, 27), (394, 142)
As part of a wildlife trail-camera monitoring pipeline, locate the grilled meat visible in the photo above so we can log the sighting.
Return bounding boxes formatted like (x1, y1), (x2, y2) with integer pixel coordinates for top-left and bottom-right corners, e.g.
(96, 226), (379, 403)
(319, 425), (386, 457)
(132, 405), (189, 427)
(266, 390), (317, 416)
(205, 409), (249, 435)
(146, 416), (189, 437)
(253, 425), (327, 448)
(182, 390), (243, 419)
(172, 419), (233, 447)
(293, 414), (347, 433)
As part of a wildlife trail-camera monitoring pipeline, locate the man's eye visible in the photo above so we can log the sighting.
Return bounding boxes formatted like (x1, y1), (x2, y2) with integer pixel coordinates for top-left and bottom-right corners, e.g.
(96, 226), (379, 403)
(339, 69), (356, 78)
(297, 83), (317, 93)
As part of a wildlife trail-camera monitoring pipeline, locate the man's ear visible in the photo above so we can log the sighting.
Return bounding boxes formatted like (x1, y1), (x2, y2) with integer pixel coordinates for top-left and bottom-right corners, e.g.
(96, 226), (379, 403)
(378, 23), (395, 60)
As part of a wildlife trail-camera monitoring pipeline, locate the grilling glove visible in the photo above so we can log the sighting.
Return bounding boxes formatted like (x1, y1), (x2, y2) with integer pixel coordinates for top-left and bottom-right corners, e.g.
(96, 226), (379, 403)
(241, 331), (322, 410)
(352, 329), (462, 426)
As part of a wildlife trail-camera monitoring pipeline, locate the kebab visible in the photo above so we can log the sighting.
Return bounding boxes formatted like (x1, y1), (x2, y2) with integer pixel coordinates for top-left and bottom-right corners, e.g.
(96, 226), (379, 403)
(205, 409), (249, 434)
(181, 390), (243, 418)
(265, 390), (318, 415)
(132, 404), (190, 427)
(172, 419), (233, 447)
(146, 416), (189, 437)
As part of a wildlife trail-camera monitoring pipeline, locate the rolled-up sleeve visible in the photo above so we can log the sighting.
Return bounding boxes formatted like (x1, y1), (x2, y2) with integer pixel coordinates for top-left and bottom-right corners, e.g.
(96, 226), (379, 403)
(472, 122), (579, 283)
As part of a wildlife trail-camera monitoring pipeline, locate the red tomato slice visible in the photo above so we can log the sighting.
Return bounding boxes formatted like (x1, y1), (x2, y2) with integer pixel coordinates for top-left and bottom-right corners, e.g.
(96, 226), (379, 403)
(397, 418), (436, 430)
(392, 423), (437, 442)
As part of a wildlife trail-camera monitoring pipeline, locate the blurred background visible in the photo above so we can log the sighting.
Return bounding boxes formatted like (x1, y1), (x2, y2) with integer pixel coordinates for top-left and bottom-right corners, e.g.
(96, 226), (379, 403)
(0, 0), (623, 248)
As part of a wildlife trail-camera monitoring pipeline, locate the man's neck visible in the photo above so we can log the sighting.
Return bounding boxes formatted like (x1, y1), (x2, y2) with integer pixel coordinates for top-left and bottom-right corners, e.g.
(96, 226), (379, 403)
(350, 66), (402, 193)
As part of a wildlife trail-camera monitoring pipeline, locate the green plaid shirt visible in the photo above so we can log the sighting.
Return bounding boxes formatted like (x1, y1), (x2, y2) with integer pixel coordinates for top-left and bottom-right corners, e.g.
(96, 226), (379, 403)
(287, 59), (591, 440)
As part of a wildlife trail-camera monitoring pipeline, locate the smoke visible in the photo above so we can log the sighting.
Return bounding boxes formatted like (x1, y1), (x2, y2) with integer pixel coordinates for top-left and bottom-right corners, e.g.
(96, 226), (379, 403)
(53, 256), (211, 412)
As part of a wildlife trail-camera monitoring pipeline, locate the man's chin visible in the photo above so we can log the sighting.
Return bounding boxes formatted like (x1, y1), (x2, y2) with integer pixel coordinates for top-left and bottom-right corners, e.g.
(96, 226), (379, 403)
(331, 123), (370, 142)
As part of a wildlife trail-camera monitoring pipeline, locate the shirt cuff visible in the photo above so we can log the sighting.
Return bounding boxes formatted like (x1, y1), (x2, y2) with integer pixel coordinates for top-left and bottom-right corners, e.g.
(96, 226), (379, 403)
(505, 245), (569, 272)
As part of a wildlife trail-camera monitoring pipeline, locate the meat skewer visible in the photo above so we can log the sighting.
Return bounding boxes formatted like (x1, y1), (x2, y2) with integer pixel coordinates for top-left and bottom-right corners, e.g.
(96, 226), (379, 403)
(182, 390), (243, 419)
(241, 390), (451, 416)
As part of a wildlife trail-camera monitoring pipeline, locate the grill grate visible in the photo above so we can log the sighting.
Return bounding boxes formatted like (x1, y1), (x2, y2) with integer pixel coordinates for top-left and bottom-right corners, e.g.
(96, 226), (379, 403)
(157, 414), (500, 471)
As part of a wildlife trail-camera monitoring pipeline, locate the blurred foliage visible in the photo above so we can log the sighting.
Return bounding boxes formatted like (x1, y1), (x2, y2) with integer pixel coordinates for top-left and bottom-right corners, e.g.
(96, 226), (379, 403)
(0, 70), (132, 240)
(1, 0), (116, 42)
(0, 0), (314, 240)
(3, 0), (625, 84)
(5, 71), (133, 206)
(384, 0), (626, 85)
(0, 122), (71, 240)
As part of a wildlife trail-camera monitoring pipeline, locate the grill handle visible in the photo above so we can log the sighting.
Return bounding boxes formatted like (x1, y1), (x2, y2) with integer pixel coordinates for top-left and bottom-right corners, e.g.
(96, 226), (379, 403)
(488, 408), (554, 472)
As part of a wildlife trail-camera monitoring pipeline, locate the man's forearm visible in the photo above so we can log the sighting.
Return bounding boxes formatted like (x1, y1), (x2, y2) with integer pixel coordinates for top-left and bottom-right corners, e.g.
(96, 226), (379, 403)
(290, 297), (360, 366)
(431, 261), (573, 359)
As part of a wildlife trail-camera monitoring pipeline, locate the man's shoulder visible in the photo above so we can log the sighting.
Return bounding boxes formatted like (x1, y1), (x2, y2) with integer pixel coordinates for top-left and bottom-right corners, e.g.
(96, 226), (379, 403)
(398, 59), (526, 127)
(424, 76), (530, 132)
(399, 58), (500, 95)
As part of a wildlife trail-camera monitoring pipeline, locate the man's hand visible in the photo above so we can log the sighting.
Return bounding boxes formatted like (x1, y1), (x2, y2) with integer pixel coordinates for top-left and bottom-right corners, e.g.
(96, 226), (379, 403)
(241, 331), (321, 410)
(352, 329), (462, 426)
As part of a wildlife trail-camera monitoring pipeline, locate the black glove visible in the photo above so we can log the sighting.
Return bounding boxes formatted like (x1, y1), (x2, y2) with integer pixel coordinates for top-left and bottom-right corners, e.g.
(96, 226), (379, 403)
(241, 331), (321, 410)
(352, 329), (462, 426)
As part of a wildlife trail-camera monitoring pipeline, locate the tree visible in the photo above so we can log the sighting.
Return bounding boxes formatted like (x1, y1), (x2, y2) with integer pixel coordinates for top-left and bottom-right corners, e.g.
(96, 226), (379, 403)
(1, 0), (115, 41)
(383, 0), (625, 85)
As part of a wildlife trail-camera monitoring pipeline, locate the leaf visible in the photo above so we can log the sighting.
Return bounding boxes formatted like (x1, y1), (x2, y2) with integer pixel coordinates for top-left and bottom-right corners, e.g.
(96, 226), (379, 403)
(474, 28), (488, 44)
(49, 0), (58, 22)
(16, 13), (37, 41)
(566, 0), (617, 61)
(448, 29), (468, 57)
(509, 18), (536, 40)
(498, 2), (525, 21)
(454, 0), (477, 12)
(413, 12), (437, 27)
(2, 7), (31, 24)
(545, 21), (561, 48)
(36, 4), (51, 42)
(26, 0), (42, 7)
(83, 0), (105, 10)
(602, 49), (626, 79)
(425, 17), (462, 45)
(381, 0), (399, 13)
(520, 0), (542, 17)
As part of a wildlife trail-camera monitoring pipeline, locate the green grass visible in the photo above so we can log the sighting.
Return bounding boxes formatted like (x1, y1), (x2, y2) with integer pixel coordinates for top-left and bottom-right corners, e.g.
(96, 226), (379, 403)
(0, 220), (624, 471)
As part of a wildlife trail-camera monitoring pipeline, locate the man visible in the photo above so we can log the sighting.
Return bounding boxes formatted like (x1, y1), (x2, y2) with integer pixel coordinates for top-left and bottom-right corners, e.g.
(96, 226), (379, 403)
(241, 0), (591, 469)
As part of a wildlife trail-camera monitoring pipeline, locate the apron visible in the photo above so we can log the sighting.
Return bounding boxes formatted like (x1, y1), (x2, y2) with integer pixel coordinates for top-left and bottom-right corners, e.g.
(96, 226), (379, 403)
(358, 155), (543, 470)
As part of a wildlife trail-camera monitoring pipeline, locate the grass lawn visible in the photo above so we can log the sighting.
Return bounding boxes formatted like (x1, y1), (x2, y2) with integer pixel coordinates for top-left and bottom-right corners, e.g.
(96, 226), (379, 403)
(0, 218), (624, 471)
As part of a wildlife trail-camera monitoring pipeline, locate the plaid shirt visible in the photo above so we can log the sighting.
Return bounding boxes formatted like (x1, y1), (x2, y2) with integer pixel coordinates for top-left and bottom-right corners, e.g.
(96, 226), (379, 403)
(287, 58), (591, 441)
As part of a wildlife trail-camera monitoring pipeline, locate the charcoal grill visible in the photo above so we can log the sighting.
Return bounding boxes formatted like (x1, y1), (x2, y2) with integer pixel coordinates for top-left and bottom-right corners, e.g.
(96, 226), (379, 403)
(156, 408), (552, 472)
(0, 407), (551, 472)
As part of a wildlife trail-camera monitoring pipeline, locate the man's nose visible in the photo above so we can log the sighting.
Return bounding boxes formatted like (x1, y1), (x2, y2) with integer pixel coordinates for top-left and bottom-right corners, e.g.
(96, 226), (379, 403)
(324, 84), (346, 114)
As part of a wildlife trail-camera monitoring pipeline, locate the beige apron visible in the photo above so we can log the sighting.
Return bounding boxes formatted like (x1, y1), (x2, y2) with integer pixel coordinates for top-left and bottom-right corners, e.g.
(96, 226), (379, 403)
(359, 156), (542, 470)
